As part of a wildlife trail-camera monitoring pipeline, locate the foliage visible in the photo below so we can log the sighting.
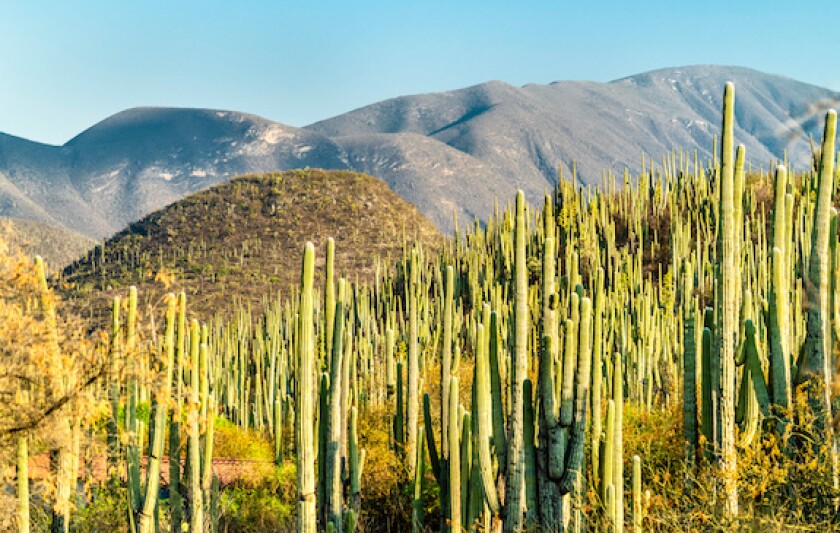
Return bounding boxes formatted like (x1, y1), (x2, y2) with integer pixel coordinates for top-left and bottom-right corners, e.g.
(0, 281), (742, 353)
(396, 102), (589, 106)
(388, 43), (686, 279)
(218, 463), (297, 532)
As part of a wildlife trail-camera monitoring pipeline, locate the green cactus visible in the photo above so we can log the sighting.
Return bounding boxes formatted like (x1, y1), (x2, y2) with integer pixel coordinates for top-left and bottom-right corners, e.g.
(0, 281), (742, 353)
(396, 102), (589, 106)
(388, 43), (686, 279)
(682, 262), (698, 462)
(406, 250), (420, 476)
(448, 375), (461, 533)
(349, 406), (363, 513)
(504, 189), (528, 532)
(796, 108), (838, 491)
(632, 455), (642, 533)
(296, 242), (317, 533)
(325, 278), (346, 531)
(137, 294), (176, 533)
(716, 80), (739, 516)
(188, 325), (203, 531)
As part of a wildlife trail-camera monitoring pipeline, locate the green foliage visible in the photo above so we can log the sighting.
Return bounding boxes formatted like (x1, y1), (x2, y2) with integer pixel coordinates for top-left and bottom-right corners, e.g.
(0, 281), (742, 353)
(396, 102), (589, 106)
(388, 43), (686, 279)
(218, 463), (297, 532)
(71, 487), (132, 532)
(213, 416), (275, 462)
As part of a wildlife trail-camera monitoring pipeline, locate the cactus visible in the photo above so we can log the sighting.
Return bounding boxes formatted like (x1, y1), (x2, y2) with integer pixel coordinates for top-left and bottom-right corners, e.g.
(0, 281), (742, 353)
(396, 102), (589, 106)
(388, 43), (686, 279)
(412, 425), (426, 532)
(324, 278), (346, 531)
(17, 433), (29, 533)
(107, 295), (122, 485)
(737, 320), (769, 448)
(188, 331), (203, 531)
(632, 455), (642, 533)
(325, 237), (336, 360)
(769, 165), (792, 414)
(296, 242), (317, 533)
(716, 81), (739, 516)
(682, 261), (698, 462)
(613, 352), (625, 533)
(406, 250), (420, 476)
(137, 294), (176, 533)
(448, 376), (461, 533)
(394, 361), (405, 449)
(503, 189), (529, 532)
(125, 287), (143, 521)
(348, 406), (363, 513)
(169, 291), (187, 532)
(796, 108), (838, 491)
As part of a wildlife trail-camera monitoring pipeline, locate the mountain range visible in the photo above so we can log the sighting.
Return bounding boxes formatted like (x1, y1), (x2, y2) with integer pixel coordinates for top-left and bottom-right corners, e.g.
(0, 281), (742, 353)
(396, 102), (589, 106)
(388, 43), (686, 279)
(1, 65), (837, 239)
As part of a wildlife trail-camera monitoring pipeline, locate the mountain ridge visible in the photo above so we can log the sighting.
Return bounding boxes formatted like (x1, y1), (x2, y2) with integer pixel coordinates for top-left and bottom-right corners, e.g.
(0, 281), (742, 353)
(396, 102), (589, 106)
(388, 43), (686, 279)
(1, 65), (837, 239)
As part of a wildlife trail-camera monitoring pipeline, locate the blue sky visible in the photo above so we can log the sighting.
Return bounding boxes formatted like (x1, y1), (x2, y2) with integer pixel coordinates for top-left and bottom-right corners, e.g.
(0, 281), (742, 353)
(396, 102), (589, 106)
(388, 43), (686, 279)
(1, 0), (838, 145)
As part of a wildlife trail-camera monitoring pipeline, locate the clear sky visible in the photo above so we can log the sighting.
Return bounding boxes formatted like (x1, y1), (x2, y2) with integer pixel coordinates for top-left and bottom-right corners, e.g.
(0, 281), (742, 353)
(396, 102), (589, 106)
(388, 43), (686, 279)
(1, 0), (838, 145)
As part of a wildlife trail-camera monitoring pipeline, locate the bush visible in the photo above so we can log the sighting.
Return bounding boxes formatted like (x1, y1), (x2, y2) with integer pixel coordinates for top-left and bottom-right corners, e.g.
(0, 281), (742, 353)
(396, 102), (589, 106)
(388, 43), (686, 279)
(218, 462), (296, 532)
(71, 486), (130, 532)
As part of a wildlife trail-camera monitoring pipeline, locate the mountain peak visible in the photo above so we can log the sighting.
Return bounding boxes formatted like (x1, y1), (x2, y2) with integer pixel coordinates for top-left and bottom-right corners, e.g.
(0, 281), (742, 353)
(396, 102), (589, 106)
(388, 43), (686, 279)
(64, 106), (281, 148)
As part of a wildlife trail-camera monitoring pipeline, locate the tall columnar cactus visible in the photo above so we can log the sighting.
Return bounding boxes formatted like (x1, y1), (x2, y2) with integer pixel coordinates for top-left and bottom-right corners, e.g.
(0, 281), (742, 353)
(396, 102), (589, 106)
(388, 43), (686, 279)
(442, 265), (455, 459)
(107, 295), (122, 485)
(325, 237), (336, 359)
(296, 242), (317, 533)
(682, 261), (698, 462)
(170, 291), (187, 532)
(406, 250), (420, 477)
(769, 165), (792, 414)
(412, 425), (426, 533)
(125, 287), (143, 522)
(538, 230), (564, 525)
(716, 81), (739, 516)
(394, 361), (405, 449)
(188, 327), (204, 532)
(448, 375), (461, 533)
(137, 294), (176, 533)
(503, 189), (529, 532)
(423, 264), (456, 531)
(17, 433), (29, 533)
(632, 455), (642, 533)
(795, 108), (838, 490)
(325, 279), (346, 532)
(200, 345), (216, 532)
(348, 406), (364, 515)
(558, 297), (592, 495)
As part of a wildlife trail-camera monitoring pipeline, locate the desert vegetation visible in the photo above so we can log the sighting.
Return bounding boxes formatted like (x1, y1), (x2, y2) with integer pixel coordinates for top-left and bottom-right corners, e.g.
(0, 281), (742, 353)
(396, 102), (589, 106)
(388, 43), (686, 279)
(4, 83), (840, 532)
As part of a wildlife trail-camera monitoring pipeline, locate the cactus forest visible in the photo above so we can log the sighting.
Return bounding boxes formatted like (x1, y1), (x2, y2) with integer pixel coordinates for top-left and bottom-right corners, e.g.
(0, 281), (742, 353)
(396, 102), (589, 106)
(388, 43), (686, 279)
(4, 82), (840, 532)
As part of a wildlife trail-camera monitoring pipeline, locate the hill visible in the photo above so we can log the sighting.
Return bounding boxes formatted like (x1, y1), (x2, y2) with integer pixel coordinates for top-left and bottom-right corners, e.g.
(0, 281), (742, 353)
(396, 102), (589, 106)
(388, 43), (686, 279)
(0, 217), (94, 271)
(58, 169), (441, 320)
(1, 65), (837, 237)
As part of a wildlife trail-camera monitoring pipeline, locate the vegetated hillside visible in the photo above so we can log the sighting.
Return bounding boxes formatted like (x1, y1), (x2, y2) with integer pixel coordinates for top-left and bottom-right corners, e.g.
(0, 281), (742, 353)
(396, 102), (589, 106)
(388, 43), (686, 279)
(0, 66), (837, 238)
(0, 217), (94, 271)
(59, 169), (441, 320)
